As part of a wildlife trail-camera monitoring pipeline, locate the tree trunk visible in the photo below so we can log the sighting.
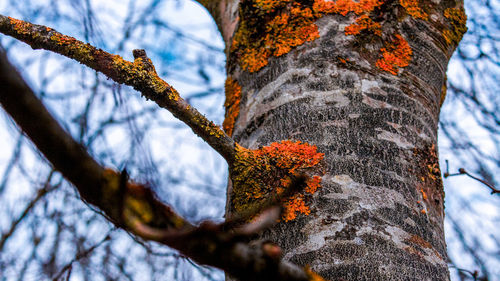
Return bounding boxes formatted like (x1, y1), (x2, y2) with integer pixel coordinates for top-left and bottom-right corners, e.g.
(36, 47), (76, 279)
(219, 0), (466, 280)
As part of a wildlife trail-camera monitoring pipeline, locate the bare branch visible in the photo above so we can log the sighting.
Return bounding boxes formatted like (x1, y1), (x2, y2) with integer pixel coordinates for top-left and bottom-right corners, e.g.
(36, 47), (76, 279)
(0, 170), (58, 251)
(0, 45), (193, 234)
(0, 15), (236, 162)
(52, 233), (113, 281)
(444, 160), (499, 195)
(0, 47), (323, 281)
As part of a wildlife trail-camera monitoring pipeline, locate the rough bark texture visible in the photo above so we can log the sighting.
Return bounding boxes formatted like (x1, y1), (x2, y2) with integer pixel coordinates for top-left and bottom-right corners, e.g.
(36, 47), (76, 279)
(0, 35), (318, 281)
(221, 0), (466, 280)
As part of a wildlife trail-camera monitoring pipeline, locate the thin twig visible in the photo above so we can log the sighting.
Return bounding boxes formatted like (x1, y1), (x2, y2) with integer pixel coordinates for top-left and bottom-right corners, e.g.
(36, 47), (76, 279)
(444, 161), (499, 194)
(52, 233), (112, 281)
(0, 170), (59, 251)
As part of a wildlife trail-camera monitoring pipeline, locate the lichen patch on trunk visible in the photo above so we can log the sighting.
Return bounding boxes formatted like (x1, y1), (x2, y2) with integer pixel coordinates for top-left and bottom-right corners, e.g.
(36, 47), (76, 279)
(411, 142), (444, 217)
(228, 0), (448, 76)
(375, 34), (413, 75)
(230, 140), (324, 221)
(442, 6), (467, 47)
(223, 77), (242, 136)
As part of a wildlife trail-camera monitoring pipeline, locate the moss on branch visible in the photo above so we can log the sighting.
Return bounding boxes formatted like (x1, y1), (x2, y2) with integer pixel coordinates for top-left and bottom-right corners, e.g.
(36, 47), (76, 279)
(0, 14), (235, 161)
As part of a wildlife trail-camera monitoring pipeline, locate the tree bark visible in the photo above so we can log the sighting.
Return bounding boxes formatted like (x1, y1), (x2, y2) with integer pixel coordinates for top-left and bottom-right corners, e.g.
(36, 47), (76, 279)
(219, 0), (466, 280)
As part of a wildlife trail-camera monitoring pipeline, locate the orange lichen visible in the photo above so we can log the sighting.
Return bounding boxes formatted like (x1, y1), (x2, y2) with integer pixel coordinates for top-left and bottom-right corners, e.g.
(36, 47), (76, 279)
(305, 175), (322, 194)
(305, 265), (328, 281)
(376, 34), (412, 75)
(399, 0), (428, 20)
(223, 77), (242, 136)
(231, 2), (319, 72)
(231, 141), (324, 222)
(283, 196), (310, 221)
(9, 16), (32, 36)
(265, 9), (319, 57)
(407, 234), (432, 249)
(443, 7), (467, 46)
(258, 140), (324, 171)
(406, 234), (444, 261)
(345, 14), (382, 36)
(36, 28), (95, 62)
(414, 145), (440, 185)
(338, 57), (349, 64)
(412, 142), (445, 217)
(232, 0), (384, 72)
(413, 143), (441, 185)
(420, 188), (428, 200)
(7, 17), (94, 65)
(312, 0), (382, 16)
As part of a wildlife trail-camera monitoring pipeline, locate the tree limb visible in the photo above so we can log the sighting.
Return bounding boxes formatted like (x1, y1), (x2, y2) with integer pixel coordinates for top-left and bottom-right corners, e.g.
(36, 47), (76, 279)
(0, 38), (323, 281)
(0, 14), (236, 162)
(0, 44), (193, 234)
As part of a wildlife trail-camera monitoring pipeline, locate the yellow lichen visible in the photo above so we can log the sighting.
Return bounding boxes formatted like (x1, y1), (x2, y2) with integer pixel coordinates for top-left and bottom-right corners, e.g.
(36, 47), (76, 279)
(102, 168), (121, 193)
(100, 169), (187, 229)
(125, 196), (154, 223)
(443, 7), (467, 46)
(440, 75), (447, 107)
(254, 0), (291, 12)
(231, 1), (319, 72)
(47, 32), (95, 62)
(110, 55), (180, 102)
(231, 141), (324, 222)
(399, 0), (428, 20)
(192, 112), (225, 139)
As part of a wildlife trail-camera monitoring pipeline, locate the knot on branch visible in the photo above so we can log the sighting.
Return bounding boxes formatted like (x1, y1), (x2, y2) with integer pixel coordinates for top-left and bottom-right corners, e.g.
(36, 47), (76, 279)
(133, 49), (157, 74)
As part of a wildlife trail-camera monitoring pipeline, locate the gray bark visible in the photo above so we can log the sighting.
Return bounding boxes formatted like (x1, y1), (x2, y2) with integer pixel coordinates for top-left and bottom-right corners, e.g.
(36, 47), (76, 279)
(219, 0), (465, 280)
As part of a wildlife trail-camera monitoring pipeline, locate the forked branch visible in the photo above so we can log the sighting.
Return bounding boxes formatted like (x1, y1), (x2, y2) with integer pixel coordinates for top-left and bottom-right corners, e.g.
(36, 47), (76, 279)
(0, 14), (235, 162)
(0, 25), (324, 281)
